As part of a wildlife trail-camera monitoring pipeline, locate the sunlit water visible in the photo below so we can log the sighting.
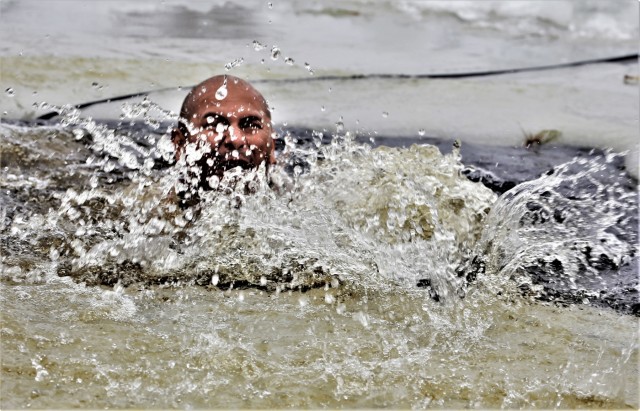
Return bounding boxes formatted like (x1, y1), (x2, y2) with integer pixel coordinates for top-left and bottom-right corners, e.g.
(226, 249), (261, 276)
(2, 0), (639, 408)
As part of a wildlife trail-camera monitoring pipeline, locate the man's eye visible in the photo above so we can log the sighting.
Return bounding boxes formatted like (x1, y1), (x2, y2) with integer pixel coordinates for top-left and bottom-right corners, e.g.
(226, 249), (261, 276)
(240, 118), (263, 130)
(205, 115), (227, 129)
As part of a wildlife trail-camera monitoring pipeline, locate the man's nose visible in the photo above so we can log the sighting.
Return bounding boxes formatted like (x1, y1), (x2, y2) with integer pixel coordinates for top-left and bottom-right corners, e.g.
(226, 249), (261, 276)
(218, 126), (247, 149)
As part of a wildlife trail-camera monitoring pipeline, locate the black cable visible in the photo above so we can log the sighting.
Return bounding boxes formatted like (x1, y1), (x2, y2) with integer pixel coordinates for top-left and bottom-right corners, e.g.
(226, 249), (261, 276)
(37, 52), (638, 120)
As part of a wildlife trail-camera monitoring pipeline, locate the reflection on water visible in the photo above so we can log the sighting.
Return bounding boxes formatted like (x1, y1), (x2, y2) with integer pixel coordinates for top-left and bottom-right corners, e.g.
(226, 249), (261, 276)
(0, 103), (638, 408)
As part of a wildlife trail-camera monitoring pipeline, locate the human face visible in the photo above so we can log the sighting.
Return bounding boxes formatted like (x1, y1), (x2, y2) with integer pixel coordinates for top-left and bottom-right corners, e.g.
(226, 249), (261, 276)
(175, 79), (275, 188)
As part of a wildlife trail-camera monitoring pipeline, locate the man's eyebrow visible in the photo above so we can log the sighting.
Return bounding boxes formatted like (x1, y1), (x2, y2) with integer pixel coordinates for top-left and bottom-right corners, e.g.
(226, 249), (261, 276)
(239, 115), (265, 126)
(240, 115), (263, 121)
(200, 112), (228, 122)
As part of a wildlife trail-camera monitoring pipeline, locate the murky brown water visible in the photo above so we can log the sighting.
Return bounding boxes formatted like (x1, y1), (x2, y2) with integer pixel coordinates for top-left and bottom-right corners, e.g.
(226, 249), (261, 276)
(2, 279), (638, 409)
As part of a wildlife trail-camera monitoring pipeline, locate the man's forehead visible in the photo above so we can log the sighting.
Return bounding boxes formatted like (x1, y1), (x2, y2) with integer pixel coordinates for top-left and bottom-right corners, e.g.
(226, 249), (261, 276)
(189, 99), (265, 116)
(185, 85), (267, 117)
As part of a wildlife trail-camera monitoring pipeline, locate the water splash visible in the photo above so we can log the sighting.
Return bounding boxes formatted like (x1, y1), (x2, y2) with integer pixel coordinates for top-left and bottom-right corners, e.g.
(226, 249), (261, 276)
(1, 105), (497, 300)
(462, 153), (638, 314)
(1, 110), (638, 409)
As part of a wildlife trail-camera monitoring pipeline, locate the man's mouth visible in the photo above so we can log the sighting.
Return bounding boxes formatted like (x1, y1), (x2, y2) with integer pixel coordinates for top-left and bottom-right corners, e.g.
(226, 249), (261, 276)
(213, 157), (253, 171)
(197, 155), (255, 178)
(183, 154), (261, 192)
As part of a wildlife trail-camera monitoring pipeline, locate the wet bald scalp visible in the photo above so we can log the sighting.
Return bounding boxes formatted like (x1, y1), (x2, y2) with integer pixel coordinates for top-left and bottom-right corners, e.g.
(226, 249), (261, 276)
(179, 74), (271, 122)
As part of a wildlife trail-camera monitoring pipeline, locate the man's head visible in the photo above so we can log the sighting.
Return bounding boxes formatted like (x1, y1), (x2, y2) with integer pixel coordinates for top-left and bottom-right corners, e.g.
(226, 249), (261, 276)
(172, 75), (275, 189)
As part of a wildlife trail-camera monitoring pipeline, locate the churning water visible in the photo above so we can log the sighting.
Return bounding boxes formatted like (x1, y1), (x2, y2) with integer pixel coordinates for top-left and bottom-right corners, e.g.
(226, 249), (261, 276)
(1, 0), (639, 408)
(1, 102), (638, 408)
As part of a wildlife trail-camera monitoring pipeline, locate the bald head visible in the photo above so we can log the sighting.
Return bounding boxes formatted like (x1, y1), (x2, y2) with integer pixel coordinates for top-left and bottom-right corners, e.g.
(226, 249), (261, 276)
(172, 75), (276, 189)
(179, 75), (271, 122)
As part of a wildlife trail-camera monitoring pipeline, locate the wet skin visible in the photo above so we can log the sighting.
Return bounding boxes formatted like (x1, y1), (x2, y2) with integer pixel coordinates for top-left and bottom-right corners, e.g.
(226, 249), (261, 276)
(172, 75), (275, 190)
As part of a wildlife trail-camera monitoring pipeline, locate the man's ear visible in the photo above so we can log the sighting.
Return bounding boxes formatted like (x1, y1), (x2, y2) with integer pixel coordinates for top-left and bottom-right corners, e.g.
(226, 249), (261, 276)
(269, 145), (276, 165)
(171, 127), (185, 161)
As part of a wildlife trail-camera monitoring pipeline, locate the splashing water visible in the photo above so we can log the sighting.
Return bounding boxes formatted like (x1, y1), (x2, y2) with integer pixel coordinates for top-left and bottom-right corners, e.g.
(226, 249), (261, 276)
(463, 153), (638, 313)
(1, 101), (638, 408)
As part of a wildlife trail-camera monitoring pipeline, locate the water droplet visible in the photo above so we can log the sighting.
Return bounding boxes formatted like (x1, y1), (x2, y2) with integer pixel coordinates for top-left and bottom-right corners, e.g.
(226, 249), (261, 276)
(270, 46), (281, 60)
(215, 84), (228, 100)
(304, 62), (314, 75)
(211, 274), (219, 286)
(418, 129), (426, 136)
(224, 57), (244, 71)
(5, 87), (15, 97)
(267, 1), (273, 8)
(335, 117), (344, 133)
(320, 106), (326, 112)
(354, 311), (369, 327)
(252, 40), (265, 51)
(72, 129), (85, 140)
(382, 111), (389, 118)
(284, 57), (294, 65)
